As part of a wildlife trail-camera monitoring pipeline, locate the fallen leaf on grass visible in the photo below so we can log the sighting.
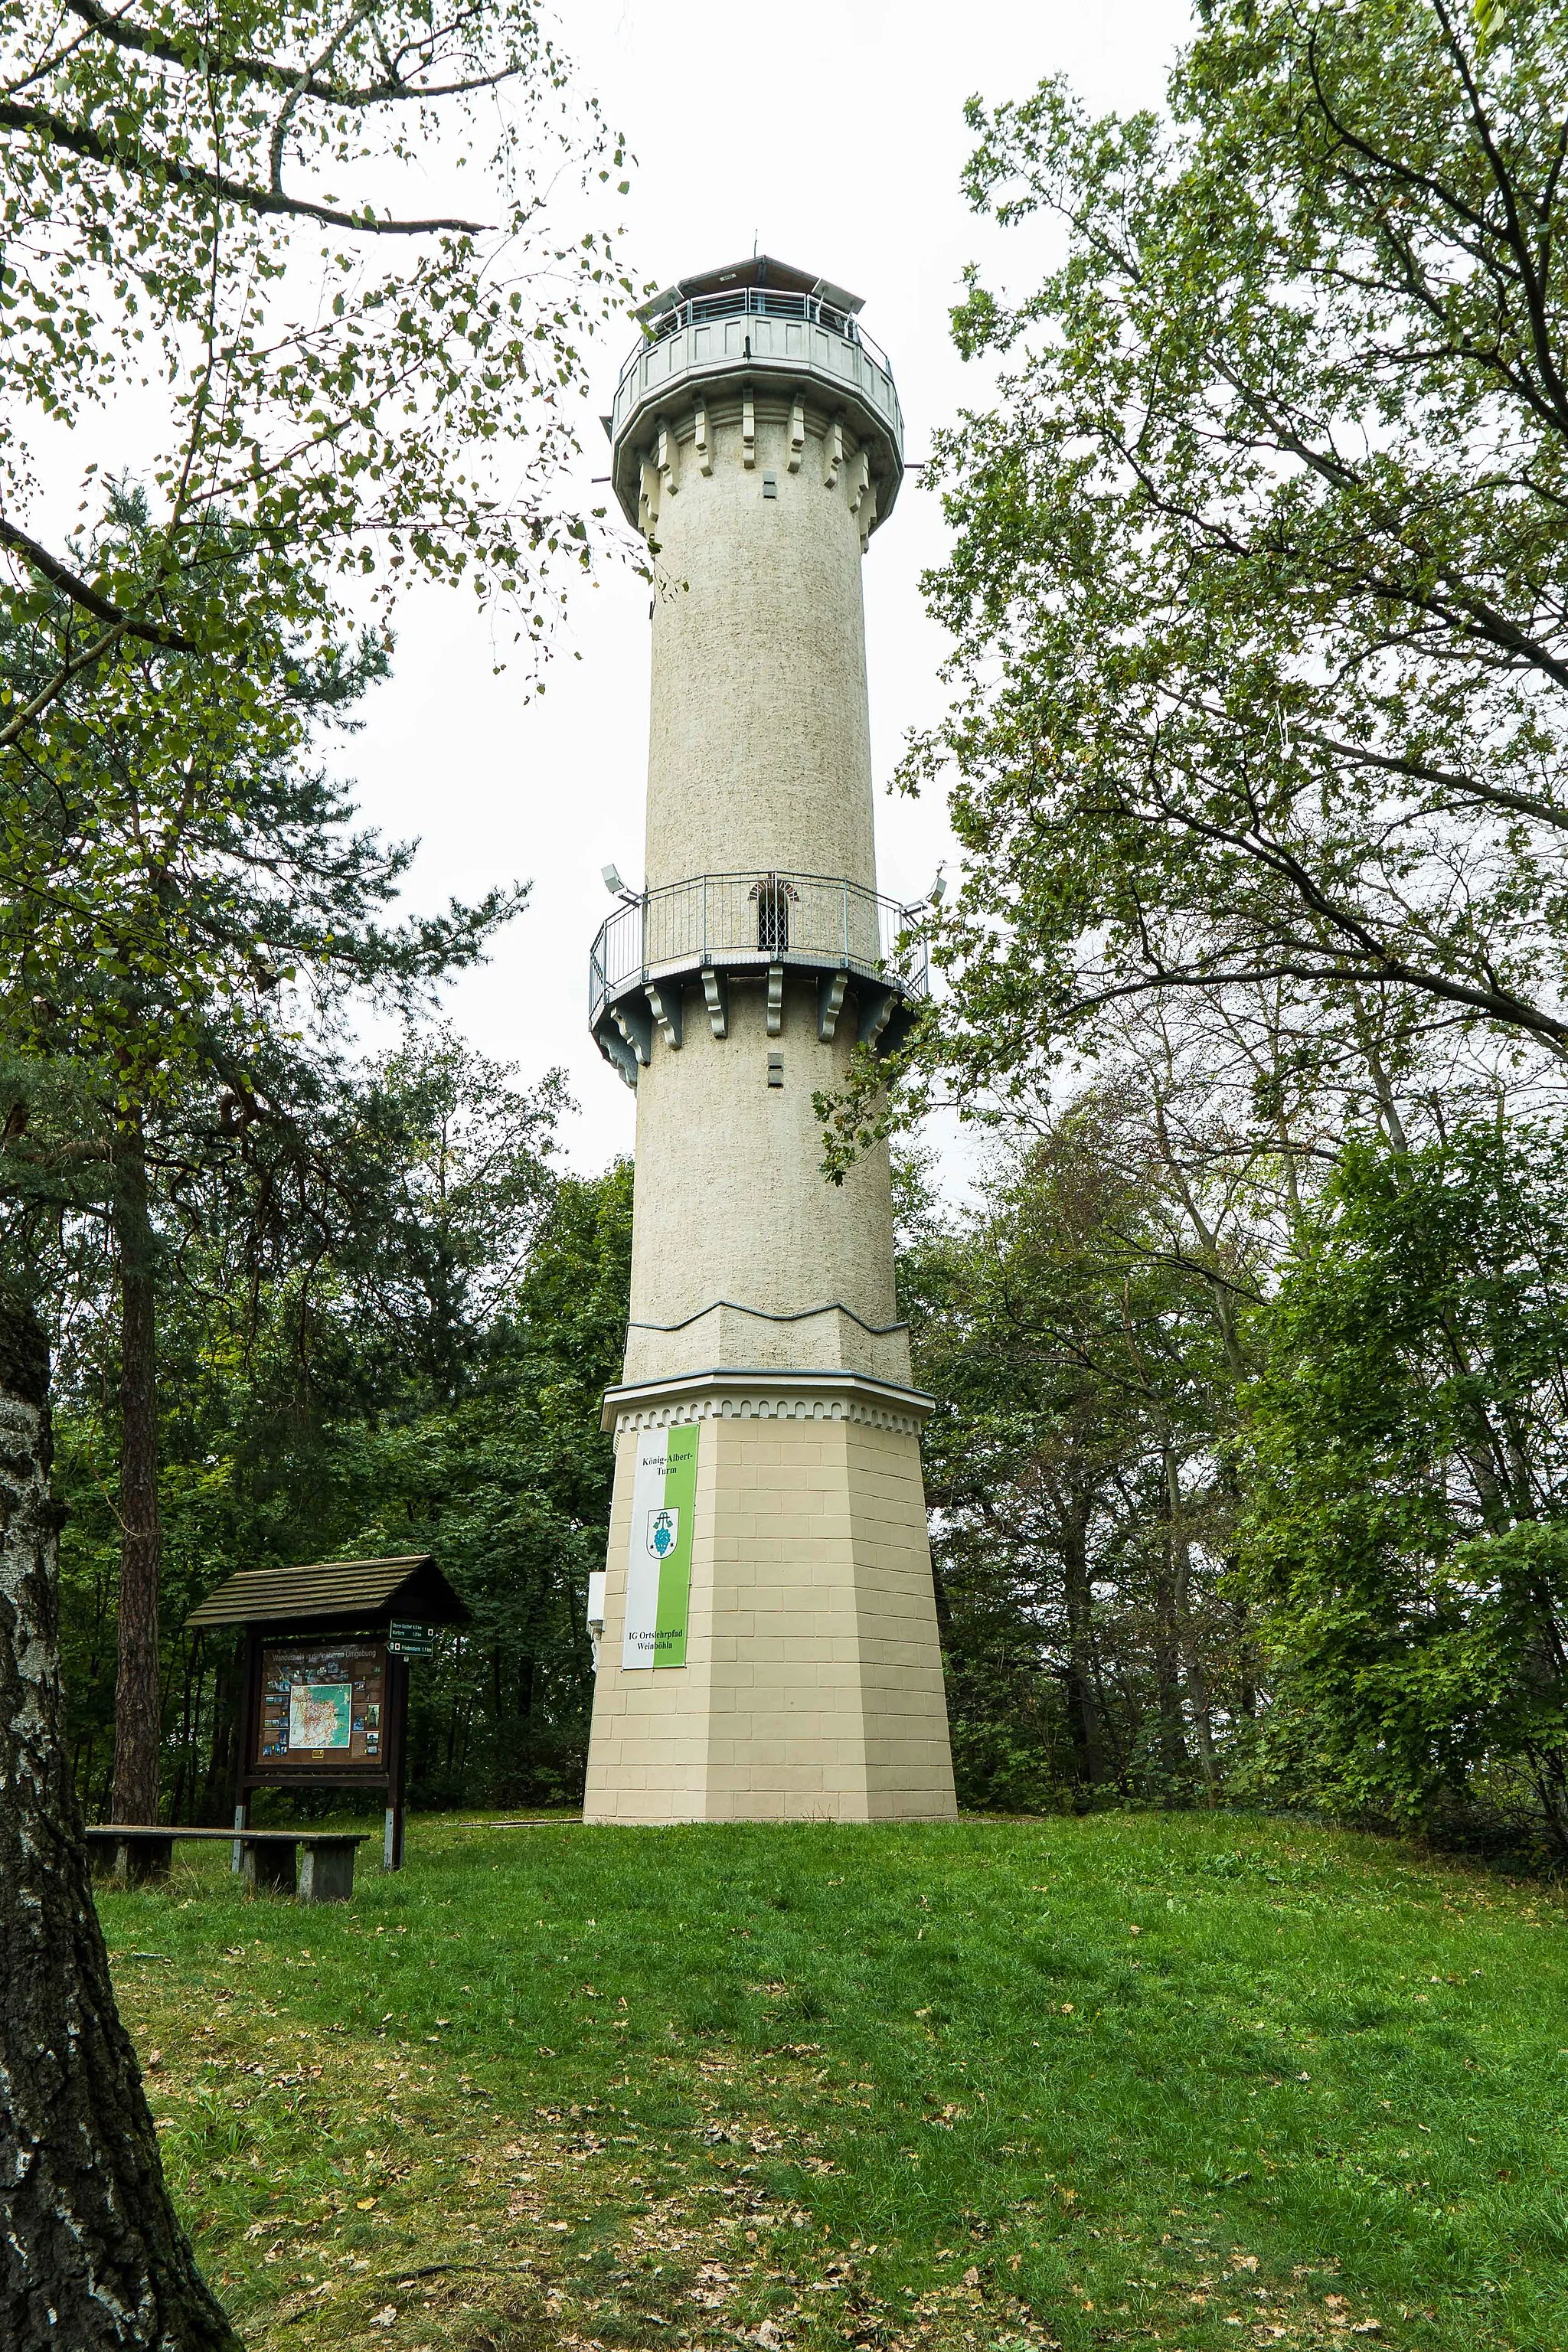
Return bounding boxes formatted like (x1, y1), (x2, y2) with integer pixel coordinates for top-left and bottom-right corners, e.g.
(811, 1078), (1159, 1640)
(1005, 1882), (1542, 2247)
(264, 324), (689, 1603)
(368, 2307), (398, 2329)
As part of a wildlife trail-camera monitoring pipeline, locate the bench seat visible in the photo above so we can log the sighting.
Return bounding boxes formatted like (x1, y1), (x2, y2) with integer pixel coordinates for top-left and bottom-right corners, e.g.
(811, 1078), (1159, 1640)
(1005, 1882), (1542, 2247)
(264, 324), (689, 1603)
(84, 1824), (368, 1903)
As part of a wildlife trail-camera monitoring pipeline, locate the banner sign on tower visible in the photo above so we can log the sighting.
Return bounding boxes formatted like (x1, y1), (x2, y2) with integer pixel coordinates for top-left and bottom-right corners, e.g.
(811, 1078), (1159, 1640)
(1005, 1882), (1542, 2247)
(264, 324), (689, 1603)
(622, 1423), (699, 1669)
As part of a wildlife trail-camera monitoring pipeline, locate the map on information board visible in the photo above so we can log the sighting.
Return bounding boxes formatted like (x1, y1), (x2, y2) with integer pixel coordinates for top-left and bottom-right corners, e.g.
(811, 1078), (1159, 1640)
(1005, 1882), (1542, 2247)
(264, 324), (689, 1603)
(256, 1643), (386, 1769)
(289, 1681), (352, 1750)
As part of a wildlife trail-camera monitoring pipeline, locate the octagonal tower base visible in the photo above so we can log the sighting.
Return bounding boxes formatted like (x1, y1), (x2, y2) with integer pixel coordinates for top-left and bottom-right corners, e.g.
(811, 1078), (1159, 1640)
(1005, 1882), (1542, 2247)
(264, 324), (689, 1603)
(583, 1373), (956, 1824)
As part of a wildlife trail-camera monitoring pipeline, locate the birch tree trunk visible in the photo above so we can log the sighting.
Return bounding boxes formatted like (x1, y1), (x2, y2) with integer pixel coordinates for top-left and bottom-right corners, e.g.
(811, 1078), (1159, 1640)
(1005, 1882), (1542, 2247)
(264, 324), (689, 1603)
(1167, 1449), (1219, 1802)
(0, 1295), (239, 2349)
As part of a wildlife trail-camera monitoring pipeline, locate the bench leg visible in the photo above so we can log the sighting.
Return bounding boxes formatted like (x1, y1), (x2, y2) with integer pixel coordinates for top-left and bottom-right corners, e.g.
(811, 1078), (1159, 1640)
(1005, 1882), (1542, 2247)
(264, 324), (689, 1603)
(123, 1837), (174, 1886)
(298, 1843), (356, 1904)
(243, 1841), (297, 1896)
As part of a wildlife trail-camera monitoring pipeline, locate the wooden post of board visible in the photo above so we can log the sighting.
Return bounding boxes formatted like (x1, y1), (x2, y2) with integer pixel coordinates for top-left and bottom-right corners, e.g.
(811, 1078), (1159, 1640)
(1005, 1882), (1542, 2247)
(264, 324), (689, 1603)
(384, 1653), (408, 1870)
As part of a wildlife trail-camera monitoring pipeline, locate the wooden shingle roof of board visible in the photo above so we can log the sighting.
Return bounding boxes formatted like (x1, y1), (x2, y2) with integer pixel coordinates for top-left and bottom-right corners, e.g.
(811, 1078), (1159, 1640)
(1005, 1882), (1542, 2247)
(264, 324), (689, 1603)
(185, 1554), (470, 1631)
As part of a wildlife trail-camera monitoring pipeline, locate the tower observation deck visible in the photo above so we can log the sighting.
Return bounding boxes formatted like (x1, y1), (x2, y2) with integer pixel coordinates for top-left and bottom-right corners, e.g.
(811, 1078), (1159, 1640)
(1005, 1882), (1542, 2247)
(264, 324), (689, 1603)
(582, 255), (956, 1827)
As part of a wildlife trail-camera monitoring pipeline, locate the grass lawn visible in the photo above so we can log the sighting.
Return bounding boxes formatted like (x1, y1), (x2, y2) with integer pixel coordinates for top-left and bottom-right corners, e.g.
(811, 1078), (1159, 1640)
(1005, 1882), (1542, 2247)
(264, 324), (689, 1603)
(99, 1811), (1566, 2352)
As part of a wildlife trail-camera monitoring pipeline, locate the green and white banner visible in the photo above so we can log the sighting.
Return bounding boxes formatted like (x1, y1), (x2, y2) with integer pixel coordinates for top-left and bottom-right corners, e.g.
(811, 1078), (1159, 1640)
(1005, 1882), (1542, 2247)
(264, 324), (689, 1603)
(622, 1423), (699, 1670)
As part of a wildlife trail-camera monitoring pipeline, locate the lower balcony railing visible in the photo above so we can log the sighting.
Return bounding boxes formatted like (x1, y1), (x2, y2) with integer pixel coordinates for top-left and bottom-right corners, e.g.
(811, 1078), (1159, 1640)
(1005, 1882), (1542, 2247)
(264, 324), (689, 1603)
(588, 870), (929, 1087)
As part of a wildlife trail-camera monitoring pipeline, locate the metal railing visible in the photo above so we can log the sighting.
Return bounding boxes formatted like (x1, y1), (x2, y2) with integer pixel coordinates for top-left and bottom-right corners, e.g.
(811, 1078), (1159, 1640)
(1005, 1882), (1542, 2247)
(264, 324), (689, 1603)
(636, 287), (892, 376)
(612, 288), (902, 452)
(590, 871), (928, 1027)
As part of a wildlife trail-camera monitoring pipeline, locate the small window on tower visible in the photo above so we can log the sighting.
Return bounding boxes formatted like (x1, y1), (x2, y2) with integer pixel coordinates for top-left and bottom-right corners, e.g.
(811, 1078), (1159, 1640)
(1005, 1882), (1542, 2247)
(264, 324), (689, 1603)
(767, 1054), (784, 1088)
(762, 472), (778, 499)
(751, 873), (796, 951)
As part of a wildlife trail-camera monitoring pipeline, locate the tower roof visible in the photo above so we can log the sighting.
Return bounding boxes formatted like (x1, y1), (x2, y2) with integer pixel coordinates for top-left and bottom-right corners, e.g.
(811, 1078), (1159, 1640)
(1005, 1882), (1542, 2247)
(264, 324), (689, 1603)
(635, 254), (863, 332)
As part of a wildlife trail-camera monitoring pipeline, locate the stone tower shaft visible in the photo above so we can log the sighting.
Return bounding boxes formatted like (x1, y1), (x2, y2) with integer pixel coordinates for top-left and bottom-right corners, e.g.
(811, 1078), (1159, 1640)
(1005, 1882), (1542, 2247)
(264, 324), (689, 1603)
(583, 256), (956, 1825)
(642, 384), (880, 893)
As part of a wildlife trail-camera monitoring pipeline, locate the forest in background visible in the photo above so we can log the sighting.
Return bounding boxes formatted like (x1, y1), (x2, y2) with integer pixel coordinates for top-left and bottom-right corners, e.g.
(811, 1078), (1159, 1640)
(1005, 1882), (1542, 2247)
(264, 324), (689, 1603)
(47, 1035), (632, 1823)
(45, 1027), (1568, 1870)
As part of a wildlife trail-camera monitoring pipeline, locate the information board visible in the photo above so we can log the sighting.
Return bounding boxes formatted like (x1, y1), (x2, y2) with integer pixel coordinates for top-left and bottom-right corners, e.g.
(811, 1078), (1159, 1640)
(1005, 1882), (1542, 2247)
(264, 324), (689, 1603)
(622, 1422), (698, 1669)
(253, 1639), (387, 1772)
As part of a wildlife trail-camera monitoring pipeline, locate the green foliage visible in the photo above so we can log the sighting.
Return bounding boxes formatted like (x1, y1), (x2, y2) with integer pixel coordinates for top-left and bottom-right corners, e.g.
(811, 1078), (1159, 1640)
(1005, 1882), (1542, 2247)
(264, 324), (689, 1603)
(906, 0), (1568, 1099)
(1240, 1122), (1568, 1857)
(51, 1027), (630, 1816)
(900, 1108), (1251, 1812)
(0, 498), (518, 1144)
(102, 1811), (1568, 2352)
(335, 1159), (634, 1806)
(0, 1), (626, 1831)
(820, 0), (1568, 1871)
(0, 0), (628, 714)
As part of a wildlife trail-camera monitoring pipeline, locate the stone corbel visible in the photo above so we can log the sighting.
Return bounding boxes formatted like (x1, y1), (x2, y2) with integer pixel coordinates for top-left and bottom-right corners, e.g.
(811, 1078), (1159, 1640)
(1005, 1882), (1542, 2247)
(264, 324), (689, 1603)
(858, 472), (880, 551)
(639, 455), (661, 534)
(766, 963), (785, 1035)
(788, 399), (805, 473)
(599, 1026), (639, 1089)
(645, 978), (683, 1049)
(701, 967), (729, 1039)
(817, 969), (849, 1042)
(612, 994), (654, 1067)
(742, 390), (756, 469)
(856, 982), (895, 1050)
(694, 400), (713, 476)
(656, 420), (679, 495)
(822, 419), (843, 489)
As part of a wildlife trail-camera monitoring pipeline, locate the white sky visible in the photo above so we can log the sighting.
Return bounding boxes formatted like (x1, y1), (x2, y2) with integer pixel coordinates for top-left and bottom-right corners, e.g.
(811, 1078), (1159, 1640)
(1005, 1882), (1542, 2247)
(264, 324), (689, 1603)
(348, 0), (1194, 1175)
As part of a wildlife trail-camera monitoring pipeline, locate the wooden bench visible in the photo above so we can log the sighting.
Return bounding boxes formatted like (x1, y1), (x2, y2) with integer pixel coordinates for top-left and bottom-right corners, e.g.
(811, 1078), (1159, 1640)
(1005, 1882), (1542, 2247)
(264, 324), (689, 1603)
(84, 1824), (368, 1903)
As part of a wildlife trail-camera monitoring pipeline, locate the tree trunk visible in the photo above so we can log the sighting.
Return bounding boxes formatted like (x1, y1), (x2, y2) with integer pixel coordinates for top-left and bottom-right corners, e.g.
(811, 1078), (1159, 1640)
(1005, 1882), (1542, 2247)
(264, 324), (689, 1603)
(198, 1639), (242, 1827)
(110, 1128), (162, 1825)
(0, 1295), (240, 2350)
(1167, 1449), (1218, 1802)
(1059, 1498), (1108, 1788)
(1150, 1542), (1188, 1796)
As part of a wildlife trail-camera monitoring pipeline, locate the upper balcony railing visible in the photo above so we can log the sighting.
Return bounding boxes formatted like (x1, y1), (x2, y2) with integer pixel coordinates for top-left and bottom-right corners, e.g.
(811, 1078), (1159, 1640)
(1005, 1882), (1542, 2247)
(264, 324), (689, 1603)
(589, 870), (928, 1031)
(610, 289), (903, 468)
(630, 286), (893, 381)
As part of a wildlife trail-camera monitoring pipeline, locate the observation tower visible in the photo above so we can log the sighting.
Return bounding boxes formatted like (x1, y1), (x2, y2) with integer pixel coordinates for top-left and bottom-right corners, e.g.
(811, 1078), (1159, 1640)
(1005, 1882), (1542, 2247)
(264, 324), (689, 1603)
(583, 256), (956, 1824)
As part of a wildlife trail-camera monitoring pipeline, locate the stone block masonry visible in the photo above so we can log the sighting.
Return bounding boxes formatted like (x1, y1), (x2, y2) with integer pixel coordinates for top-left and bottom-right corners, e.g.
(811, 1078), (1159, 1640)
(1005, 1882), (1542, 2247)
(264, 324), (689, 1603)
(584, 1396), (956, 1824)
